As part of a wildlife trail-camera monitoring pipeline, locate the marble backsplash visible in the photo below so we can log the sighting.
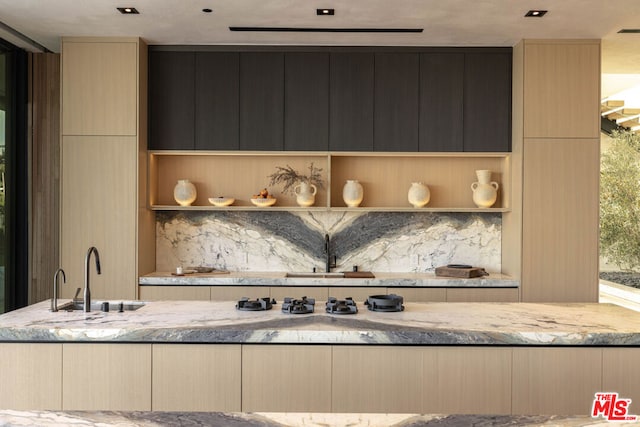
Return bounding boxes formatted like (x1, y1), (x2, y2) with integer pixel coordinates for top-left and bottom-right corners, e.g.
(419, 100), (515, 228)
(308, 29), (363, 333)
(155, 211), (501, 273)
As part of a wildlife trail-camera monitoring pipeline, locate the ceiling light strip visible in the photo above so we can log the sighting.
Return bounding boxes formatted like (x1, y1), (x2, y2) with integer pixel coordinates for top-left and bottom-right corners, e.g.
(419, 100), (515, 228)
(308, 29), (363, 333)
(229, 27), (423, 33)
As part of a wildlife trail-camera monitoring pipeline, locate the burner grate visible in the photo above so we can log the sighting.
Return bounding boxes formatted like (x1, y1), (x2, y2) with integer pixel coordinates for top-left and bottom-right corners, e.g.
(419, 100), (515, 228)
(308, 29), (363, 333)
(325, 296), (358, 314)
(236, 297), (275, 311)
(282, 296), (315, 314)
(364, 294), (404, 312)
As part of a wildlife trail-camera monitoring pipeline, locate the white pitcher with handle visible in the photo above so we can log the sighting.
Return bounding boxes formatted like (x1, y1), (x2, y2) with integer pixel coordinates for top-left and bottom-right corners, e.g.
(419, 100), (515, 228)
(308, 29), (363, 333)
(294, 182), (317, 207)
(471, 170), (499, 208)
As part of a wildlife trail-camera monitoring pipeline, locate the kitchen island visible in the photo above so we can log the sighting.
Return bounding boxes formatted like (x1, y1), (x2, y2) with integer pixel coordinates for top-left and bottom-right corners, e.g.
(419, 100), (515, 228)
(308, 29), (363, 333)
(1, 300), (639, 416)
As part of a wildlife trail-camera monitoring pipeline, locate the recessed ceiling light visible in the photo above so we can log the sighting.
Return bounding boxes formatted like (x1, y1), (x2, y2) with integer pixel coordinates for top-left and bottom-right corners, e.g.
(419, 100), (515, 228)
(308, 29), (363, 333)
(525, 10), (547, 17)
(117, 7), (139, 14)
(202, 8), (213, 13)
(317, 8), (335, 16)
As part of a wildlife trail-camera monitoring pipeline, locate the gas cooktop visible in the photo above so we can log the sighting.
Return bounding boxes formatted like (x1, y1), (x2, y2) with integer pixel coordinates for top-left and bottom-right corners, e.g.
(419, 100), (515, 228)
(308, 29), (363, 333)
(282, 296), (315, 314)
(325, 297), (358, 314)
(236, 297), (276, 311)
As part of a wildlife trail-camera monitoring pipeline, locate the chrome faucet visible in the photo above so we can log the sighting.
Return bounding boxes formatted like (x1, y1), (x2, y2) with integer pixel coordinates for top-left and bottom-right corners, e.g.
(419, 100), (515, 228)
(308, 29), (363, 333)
(51, 268), (66, 312)
(84, 246), (101, 312)
(324, 234), (337, 273)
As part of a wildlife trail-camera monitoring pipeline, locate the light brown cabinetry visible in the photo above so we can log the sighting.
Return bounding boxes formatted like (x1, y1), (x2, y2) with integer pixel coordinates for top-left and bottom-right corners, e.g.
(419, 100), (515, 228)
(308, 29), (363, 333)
(513, 39), (600, 302)
(333, 346), (424, 413)
(242, 345), (332, 412)
(5, 343), (640, 413)
(446, 287), (519, 302)
(62, 344), (152, 410)
(0, 343), (62, 410)
(422, 347), (511, 414)
(139, 285), (211, 300)
(62, 39), (138, 136)
(152, 344), (241, 411)
(139, 285), (515, 303)
(333, 346), (511, 414)
(523, 40), (600, 139)
(270, 286), (328, 302)
(149, 151), (510, 211)
(521, 139), (599, 302)
(512, 347), (602, 415)
(60, 37), (154, 300)
(61, 136), (137, 299)
(602, 348), (640, 402)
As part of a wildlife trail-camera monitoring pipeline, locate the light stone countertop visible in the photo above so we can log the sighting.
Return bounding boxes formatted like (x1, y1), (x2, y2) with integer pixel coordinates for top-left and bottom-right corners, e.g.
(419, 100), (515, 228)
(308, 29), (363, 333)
(139, 270), (519, 287)
(2, 299), (640, 345)
(0, 410), (632, 426)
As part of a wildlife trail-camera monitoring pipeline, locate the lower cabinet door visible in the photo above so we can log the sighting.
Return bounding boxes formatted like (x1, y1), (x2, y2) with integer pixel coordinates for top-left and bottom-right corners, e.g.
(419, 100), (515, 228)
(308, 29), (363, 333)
(512, 347), (602, 415)
(333, 345), (424, 413)
(242, 344), (332, 412)
(152, 344), (241, 411)
(62, 344), (151, 410)
(0, 343), (62, 410)
(602, 348), (640, 406)
(332, 346), (511, 414)
(139, 285), (210, 300)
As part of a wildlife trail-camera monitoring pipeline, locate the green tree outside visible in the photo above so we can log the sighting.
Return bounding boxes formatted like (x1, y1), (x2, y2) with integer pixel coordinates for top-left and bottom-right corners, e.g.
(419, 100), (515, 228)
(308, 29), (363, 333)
(601, 130), (640, 271)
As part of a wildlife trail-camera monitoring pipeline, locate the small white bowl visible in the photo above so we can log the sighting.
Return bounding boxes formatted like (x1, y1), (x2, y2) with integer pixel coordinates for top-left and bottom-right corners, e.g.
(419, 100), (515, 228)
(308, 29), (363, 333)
(251, 198), (277, 207)
(209, 197), (235, 207)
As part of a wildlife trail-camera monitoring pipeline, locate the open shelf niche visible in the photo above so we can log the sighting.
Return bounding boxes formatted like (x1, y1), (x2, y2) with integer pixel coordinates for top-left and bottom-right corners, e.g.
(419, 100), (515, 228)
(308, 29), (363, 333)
(148, 151), (511, 212)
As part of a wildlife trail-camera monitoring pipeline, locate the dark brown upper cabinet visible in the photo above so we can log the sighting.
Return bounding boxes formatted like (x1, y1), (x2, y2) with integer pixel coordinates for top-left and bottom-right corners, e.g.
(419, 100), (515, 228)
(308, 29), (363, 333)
(329, 53), (374, 151)
(374, 53), (420, 152)
(463, 52), (512, 152)
(149, 51), (195, 150)
(148, 47), (512, 153)
(419, 53), (464, 151)
(284, 53), (329, 151)
(239, 52), (285, 150)
(195, 52), (240, 150)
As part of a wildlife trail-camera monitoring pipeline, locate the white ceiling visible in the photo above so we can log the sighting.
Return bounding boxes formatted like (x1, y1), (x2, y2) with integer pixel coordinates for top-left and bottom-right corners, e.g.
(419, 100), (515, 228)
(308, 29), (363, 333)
(2, 0), (640, 101)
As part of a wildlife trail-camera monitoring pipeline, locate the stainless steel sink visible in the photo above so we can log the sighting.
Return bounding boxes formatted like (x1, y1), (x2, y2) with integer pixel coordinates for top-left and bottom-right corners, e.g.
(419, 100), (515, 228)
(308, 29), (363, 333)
(285, 272), (345, 279)
(57, 300), (146, 312)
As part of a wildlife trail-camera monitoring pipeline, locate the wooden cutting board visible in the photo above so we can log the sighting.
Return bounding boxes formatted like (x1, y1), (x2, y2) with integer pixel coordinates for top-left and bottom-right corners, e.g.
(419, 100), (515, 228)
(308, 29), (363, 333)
(344, 271), (375, 278)
(435, 265), (487, 278)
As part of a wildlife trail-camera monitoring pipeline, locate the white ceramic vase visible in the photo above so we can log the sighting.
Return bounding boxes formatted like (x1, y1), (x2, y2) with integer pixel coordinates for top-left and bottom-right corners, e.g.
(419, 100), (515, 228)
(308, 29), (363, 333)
(174, 179), (197, 206)
(294, 182), (317, 207)
(343, 180), (363, 207)
(471, 170), (499, 208)
(408, 182), (430, 208)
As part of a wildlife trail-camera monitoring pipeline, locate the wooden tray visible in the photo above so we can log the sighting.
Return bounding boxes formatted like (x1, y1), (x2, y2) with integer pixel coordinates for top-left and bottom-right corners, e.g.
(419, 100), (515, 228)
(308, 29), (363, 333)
(435, 266), (487, 278)
(344, 271), (375, 278)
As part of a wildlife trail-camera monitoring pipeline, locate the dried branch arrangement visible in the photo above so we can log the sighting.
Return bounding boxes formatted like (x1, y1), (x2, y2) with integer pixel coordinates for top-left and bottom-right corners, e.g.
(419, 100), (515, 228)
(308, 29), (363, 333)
(268, 163), (325, 195)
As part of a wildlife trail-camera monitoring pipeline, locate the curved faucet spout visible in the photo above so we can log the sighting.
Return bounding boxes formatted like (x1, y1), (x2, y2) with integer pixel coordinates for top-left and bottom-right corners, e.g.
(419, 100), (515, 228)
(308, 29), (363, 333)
(51, 268), (66, 312)
(324, 234), (336, 273)
(84, 247), (101, 312)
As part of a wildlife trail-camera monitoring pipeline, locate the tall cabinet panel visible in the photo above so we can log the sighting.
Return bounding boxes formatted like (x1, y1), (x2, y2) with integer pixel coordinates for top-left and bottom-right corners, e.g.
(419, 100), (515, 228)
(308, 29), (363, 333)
(284, 52), (329, 150)
(329, 53), (374, 151)
(523, 41), (601, 139)
(61, 37), (151, 300)
(61, 136), (137, 299)
(195, 52), (239, 150)
(148, 51), (195, 150)
(240, 52), (284, 150)
(419, 53), (464, 151)
(62, 41), (137, 136)
(374, 53), (419, 151)
(516, 40), (600, 302)
(463, 52), (512, 152)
